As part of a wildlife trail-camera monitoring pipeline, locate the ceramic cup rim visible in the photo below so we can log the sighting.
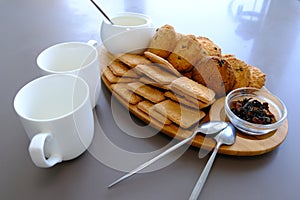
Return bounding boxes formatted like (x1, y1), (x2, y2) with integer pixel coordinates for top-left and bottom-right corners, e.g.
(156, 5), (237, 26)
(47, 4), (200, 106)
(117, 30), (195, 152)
(102, 12), (153, 28)
(14, 74), (90, 122)
(36, 42), (98, 74)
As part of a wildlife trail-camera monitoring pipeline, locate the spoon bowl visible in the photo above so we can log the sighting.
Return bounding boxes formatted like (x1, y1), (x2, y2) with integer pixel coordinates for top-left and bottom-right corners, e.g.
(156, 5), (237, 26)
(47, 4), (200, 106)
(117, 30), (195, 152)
(195, 121), (228, 135)
(214, 123), (236, 146)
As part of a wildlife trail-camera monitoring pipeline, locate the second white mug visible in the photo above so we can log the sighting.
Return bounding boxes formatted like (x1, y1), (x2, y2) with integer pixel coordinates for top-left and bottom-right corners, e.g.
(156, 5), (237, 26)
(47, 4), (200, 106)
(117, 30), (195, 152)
(36, 40), (101, 107)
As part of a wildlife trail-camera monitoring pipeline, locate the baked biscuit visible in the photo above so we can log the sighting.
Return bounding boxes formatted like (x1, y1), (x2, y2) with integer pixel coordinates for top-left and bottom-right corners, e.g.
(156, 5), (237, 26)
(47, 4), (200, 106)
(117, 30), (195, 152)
(170, 77), (215, 103)
(127, 82), (165, 103)
(108, 60), (138, 78)
(222, 54), (235, 58)
(223, 56), (250, 89)
(247, 65), (266, 88)
(148, 24), (181, 58)
(153, 99), (206, 129)
(135, 64), (178, 85)
(137, 100), (172, 125)
(192, 56), (236, 97)
(182, 70), (193, 79)
(139, 76), (170, 90)
(164, 91), (213, 109)
(103, 67), (137, 83)
(167, 34), (208, 73)
(222, 54), (265, 88)
(144, 51), (181, 77)
(196, 36), (222, 57)
(118, 54), (152, 68)
(164, 91), (198, 109)
(185, 95), (215, 109)
(111, 83), (142, 105)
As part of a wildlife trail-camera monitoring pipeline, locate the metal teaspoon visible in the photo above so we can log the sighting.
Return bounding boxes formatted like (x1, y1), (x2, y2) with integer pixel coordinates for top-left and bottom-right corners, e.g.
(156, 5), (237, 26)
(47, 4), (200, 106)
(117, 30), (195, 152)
(90, 0), (114, 25)
(189, 123), (236, 200)
(108, 121), (229, 188)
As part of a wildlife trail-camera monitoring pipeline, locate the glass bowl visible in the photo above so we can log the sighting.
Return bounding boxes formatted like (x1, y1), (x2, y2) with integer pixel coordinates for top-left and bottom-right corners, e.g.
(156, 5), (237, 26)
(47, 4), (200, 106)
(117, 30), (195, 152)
(225, 87), (287, 135)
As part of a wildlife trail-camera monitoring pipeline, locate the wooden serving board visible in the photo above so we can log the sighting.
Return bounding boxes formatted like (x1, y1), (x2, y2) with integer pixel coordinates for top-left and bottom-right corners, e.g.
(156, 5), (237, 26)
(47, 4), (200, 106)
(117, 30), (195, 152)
(98, 47), (288, 156)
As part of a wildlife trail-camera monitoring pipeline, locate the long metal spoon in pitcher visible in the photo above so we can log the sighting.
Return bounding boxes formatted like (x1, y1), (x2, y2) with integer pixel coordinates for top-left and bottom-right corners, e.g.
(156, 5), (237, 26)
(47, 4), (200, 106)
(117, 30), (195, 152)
(90, 0), (114, 24)
(108, 121), (229, 188)
(189, 123), (236, 200)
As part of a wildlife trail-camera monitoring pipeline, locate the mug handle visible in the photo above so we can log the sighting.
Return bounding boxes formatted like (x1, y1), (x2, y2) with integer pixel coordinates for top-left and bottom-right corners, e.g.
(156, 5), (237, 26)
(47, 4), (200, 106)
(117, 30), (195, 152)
(87, 40), (98, 48)
(28, 133), (62, 168)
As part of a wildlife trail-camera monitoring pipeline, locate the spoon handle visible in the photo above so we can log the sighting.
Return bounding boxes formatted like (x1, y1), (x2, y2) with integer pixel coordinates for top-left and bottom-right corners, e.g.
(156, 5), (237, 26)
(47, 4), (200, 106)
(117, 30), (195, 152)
(108, 136), (194, 188)
(188, 142), (222, 200)
(90, 0), (114, 24)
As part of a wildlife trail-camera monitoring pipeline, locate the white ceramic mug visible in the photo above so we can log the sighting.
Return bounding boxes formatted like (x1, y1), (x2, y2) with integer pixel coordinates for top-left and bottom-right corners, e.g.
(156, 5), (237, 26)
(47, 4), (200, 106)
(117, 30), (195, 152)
(36, 40), (100, 107)
(14, 74), (94, 168)
(100, 12), (155, 54)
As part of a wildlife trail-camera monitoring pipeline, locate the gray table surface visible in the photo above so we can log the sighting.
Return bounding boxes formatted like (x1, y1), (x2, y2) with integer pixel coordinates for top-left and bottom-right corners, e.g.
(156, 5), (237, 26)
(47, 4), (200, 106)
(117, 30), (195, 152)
(1, 0), (300, 199)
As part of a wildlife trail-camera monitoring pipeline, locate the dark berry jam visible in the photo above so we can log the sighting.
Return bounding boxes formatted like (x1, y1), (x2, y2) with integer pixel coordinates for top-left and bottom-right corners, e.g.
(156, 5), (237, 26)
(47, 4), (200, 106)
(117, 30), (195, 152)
(230, 98), (276, 124)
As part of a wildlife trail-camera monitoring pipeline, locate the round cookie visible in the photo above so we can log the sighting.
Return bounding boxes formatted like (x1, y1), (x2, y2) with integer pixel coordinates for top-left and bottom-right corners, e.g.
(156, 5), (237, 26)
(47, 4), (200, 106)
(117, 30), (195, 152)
(223, 55), (251, 89)
(197, 36), (222, 57)
(192, 56), (236, 97)
(167, 34), (208, 73)
(247, 65), (266, 88)
(148, 24), (181, 58)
